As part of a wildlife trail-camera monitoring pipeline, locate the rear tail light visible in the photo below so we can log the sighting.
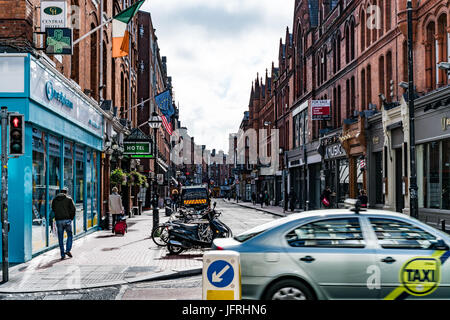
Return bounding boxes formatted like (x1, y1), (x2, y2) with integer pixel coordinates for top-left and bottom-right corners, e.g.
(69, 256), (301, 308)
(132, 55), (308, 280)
(216, 246), (224, 250)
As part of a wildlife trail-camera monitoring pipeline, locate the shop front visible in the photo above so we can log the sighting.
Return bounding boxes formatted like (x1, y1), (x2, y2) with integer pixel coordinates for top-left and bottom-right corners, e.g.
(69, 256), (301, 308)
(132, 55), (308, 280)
(320, 130), (348, 208)
(339, 117), (367, 200)
(287, 148), (305, 209)
(366, 113), (385, 208)
(306, 141), (322, 210)
(414, 87), (450, 227)
(0, 54), (103, 263)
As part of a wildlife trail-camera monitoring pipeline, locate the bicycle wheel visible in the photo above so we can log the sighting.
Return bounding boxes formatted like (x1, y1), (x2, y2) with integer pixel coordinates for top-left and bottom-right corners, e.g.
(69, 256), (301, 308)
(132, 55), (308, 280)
(152, 225), (170, 246)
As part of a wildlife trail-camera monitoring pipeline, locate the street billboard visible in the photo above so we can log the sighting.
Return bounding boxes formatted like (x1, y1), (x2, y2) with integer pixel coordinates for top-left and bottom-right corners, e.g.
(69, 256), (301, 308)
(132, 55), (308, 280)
(311, 100), (331, 120)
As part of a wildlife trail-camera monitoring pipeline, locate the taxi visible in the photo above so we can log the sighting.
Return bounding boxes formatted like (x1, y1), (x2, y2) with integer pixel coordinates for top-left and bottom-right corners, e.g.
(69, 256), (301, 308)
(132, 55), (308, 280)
(212, 200), (450, 300)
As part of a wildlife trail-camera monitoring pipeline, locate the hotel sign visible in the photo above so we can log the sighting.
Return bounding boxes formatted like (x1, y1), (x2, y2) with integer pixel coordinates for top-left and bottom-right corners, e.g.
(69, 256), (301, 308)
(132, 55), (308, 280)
(124, 142), (153, 158)
(40, 1), (67, 32)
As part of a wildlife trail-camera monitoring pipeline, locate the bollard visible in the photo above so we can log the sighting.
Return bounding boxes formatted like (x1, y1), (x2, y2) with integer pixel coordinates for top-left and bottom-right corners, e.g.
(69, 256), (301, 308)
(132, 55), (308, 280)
(202, 250), (241, 300)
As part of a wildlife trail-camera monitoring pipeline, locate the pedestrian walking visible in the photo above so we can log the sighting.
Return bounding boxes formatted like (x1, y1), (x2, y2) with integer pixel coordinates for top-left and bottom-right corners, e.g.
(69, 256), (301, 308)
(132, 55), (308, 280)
(320, 186), (332, 208)
(358, 189), (368, 208)
(251, 192), (256, 205)
(264, 190), (269, 207)
(259, 192), (264, 208)
(109, 187), (124, 233)
(51, 187), (76, 260)
(289, 189), (297, 212)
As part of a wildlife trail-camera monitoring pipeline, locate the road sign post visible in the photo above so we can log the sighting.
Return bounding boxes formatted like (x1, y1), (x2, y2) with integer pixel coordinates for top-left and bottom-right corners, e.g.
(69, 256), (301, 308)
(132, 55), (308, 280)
(202, 250), (241, 300)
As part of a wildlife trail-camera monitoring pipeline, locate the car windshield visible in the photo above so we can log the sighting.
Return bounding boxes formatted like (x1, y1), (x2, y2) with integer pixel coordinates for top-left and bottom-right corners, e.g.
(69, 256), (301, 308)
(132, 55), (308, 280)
(182, 188), (208, 199)
(234, 216), (293, 242)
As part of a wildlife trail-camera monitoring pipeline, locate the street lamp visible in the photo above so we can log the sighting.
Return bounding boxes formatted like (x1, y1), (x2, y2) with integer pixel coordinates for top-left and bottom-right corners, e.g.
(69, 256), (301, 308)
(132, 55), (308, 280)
(148, 111), (162, 232)
(407, 0), (419, 219)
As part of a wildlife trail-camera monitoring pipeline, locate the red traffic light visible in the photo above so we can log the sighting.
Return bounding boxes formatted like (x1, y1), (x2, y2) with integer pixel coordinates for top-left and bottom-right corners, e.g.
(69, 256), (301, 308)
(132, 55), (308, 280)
(12, 117), (19, 128)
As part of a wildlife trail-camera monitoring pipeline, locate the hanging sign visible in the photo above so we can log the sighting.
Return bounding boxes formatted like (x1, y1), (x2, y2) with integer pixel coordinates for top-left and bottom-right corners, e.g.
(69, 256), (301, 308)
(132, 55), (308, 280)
(46, 28), (73, 55)
(311, 100), (331, 120)
(40, 1), (67, 32)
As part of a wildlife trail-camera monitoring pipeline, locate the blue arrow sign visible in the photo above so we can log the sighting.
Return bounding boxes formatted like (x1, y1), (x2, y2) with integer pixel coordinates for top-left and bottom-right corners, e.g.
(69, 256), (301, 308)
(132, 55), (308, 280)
(207, 260), (234, 288)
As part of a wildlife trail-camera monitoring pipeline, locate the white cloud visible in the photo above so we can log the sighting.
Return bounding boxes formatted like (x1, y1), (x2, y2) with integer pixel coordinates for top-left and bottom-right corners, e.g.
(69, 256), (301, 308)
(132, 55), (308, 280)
(140, 0), (293, 152)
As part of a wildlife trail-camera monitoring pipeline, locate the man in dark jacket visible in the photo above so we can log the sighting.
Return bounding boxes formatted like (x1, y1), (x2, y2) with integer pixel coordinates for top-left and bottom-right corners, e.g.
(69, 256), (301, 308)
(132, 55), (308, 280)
(51, 187), (76, 260)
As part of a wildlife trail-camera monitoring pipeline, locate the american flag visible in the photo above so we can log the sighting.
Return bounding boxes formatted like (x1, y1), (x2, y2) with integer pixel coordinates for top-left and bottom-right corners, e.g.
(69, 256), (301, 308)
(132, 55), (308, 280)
(161, 115), (173, 135)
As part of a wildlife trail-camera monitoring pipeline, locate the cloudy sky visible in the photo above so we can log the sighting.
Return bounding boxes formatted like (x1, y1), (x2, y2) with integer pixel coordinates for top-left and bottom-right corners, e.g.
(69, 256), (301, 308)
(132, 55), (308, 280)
(140, 0), (293, 153)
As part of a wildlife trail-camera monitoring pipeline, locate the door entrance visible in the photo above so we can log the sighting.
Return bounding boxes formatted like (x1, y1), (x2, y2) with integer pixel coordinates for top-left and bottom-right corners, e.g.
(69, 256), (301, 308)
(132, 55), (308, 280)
(395, 148), (404, 213)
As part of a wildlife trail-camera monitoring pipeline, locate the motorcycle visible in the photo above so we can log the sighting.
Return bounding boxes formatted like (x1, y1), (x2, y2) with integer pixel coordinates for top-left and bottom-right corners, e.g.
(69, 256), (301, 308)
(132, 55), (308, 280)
(166, 203), (232, 255)
(151, 207), (206, 246)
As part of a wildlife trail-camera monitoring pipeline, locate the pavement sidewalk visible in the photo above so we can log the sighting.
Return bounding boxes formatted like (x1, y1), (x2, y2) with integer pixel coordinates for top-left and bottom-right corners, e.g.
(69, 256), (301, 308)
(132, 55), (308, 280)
(0, 211), (203, 293)
(224, 199), (302, 217)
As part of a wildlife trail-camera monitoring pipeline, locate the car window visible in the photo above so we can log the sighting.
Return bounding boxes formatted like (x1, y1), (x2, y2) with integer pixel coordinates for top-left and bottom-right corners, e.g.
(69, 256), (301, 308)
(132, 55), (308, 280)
(285, 218), (366, 248)
(369, 218), (437, 250)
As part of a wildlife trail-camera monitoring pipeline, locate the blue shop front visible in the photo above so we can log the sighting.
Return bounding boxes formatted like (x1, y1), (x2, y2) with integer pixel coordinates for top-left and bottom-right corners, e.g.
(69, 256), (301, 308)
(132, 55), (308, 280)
(0, 53), (103, 263)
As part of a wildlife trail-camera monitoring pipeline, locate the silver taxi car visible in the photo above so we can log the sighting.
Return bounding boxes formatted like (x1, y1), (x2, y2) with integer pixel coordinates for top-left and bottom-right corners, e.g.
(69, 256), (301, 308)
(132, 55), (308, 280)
(212, 202), (450, 300)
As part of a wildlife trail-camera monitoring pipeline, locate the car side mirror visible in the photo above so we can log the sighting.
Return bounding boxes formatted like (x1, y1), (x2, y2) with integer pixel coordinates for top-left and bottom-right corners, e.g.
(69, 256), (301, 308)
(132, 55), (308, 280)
(431, 239), (449, 251)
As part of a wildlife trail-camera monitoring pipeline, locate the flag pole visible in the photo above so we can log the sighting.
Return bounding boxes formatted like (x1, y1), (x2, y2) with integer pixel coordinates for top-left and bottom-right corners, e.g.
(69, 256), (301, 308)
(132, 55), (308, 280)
(73, 17), (113, 46)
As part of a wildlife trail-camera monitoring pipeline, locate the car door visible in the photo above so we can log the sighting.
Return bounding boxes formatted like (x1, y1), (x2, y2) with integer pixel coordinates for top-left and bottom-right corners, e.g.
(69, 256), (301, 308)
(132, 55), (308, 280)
(366, 216), (450, 300)
(283, 216), (378, 299)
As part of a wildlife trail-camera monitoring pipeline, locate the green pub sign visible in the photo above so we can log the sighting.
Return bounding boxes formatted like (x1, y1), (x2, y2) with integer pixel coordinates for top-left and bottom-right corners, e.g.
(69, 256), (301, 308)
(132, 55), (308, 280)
(124, 142), (153, 158)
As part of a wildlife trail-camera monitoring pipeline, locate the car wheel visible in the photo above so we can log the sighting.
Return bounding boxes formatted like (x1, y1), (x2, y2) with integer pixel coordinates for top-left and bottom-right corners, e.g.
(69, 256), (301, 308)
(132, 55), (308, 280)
(264, 279), (315, 300)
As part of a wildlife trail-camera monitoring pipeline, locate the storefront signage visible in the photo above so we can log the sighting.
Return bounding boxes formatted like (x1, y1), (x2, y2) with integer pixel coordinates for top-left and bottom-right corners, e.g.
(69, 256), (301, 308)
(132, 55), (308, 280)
(40, 1), (67, 32)
(373, 136), (380, 145)
(324, 144), (346, 160)
(124, 142), (152, 155)
(46, 28), (73, 55)
(442, 117), (450, 131)
(339, 130), (360, 143)
(311, 100), (331, 121)
(45, 81), (73, 108)
(30, 58), (103, 138)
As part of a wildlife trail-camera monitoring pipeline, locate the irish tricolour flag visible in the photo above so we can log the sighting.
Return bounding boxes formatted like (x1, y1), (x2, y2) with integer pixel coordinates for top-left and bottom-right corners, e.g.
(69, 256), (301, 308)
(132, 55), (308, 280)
(112, 0), (145, 58)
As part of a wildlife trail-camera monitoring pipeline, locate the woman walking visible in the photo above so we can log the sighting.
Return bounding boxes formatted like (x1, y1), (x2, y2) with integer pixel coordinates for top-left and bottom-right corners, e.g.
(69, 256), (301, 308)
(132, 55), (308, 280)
(109, 187), (124, 233)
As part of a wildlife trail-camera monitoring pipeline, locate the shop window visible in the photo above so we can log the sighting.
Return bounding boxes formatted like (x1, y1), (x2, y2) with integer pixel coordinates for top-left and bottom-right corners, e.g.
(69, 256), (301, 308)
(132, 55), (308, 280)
(419, 139), (450, 210)
(87, 150), (93, 228)
(428, 141), (440, 209)
(339, 159), (350, 203)
(375, 152), (384, 204)
(32, 129), (47, 253)
(64, 141), (74, 198)
(285, 218), (365, 248)
(443, 139), (450, 210)
(48, 135), (61, 247)
(75, 145), (85, 234)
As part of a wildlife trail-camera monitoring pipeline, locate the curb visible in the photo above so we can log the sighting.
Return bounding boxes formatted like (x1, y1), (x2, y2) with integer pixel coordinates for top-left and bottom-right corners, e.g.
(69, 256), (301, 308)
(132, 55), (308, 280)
(225, 200), (287, 217)
(0, 268), (203, 294)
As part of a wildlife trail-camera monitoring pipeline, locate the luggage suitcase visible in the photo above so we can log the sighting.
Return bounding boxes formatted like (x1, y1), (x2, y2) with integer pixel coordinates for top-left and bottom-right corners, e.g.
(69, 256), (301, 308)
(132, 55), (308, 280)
(113, 219), (127, 235)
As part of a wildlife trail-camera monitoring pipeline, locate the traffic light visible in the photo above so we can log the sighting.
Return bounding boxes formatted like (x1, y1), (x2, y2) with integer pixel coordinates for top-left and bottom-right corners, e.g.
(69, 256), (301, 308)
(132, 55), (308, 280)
(8, 114), (24, 156)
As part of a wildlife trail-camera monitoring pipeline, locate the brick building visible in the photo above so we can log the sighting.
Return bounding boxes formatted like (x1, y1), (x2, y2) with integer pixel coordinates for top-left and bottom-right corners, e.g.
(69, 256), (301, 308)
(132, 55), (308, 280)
(234, 0), (450, 224)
